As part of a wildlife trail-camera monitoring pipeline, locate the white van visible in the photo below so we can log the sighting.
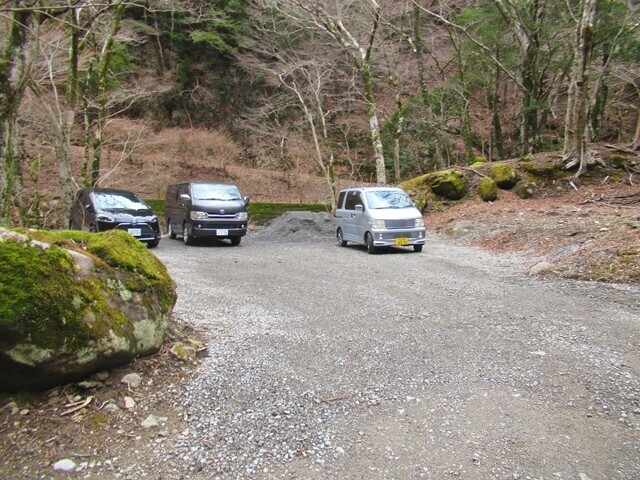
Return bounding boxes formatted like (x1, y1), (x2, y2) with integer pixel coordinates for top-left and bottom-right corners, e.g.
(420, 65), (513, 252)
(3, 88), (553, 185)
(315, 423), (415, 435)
(334, 186), (426, 254)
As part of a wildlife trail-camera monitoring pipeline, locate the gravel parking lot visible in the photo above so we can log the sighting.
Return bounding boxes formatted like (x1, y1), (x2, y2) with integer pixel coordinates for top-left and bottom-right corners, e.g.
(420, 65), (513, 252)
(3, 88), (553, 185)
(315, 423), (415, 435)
(147, 222), (640, 480)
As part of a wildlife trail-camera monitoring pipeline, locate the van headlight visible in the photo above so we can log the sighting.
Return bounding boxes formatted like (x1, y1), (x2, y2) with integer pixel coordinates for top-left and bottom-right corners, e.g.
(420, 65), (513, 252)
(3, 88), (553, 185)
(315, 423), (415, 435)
(415, 218), (424, 227)
(190, 211), (208, 220)
(371, 219), (386, 229)
(236, 212), (248, 221)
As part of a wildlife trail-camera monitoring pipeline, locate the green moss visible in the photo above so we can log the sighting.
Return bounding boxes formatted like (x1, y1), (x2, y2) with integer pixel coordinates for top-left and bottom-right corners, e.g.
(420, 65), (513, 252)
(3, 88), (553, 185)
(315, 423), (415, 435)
(514, 181), (537, 199)
(490, 162), (518, 189)
(90, 412), (110, 425)
(1, 229), (176, 353)
(478, 177), (498, 201)
(0, 240), (95, 350)
(429, 169), (468, 200)
(520, 159), (564, 179)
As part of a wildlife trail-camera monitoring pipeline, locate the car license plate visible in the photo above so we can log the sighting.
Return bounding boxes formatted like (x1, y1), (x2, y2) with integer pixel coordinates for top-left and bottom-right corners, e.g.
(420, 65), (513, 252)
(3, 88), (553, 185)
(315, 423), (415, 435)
(128, 228), (142, 237)
(216, 229), (229, 236)
(395, 237), (409, 246)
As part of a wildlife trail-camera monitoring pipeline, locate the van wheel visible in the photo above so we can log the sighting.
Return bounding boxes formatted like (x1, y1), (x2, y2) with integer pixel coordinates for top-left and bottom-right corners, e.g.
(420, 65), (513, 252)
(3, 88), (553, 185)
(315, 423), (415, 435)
(413, 244), (423, 253)
(167, 220), (176, 239)
(366, 233), (377, 254)
(336, 228), (347, 247)
(147, 239), (160, 249)
(230, 236), (241, 246)
(182, 222), (194, 245)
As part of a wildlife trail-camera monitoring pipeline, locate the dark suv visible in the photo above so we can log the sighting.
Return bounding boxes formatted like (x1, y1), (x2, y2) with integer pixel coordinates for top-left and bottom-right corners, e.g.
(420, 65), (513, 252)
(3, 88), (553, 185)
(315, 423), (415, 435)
(69, 188), (161, 248)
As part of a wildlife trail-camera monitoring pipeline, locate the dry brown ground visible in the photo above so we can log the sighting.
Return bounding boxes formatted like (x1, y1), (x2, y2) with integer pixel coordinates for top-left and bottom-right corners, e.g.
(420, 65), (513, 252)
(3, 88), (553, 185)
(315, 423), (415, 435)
(425, 183), (640, 284)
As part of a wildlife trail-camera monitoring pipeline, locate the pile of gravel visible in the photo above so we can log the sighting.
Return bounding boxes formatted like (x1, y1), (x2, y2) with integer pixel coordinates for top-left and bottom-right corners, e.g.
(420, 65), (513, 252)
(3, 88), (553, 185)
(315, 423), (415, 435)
(249, 211), (335, 243)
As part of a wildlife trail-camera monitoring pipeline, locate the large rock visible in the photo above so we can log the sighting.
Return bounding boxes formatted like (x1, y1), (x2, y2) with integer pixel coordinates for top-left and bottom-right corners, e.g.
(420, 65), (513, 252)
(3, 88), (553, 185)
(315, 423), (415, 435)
(490, 162), (518, 189)
(0, 228), (176, 392)
(478, 177), (498, 201)
(428, 169), (468, 200)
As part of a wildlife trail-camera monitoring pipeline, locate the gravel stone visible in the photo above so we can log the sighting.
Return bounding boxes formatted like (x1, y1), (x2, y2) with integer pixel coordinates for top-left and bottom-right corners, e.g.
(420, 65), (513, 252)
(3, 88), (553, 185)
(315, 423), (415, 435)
(140, 213), (640, 479)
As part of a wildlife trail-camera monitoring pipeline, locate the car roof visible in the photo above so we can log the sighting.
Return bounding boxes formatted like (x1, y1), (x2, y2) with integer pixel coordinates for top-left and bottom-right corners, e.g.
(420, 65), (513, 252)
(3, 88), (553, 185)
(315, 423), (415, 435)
(339, 186), (405, 193)
(81, 188), (141, 196)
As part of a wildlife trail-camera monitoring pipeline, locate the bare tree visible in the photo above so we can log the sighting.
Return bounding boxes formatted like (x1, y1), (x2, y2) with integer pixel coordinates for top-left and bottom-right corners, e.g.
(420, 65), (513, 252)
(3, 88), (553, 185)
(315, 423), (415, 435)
(563, 0), (598, 176)
(257, 0), (388, 185)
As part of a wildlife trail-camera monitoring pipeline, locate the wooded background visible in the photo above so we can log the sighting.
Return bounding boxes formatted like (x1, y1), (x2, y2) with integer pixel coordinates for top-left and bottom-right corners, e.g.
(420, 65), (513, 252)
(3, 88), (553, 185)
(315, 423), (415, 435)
(1, 0), (638, 225)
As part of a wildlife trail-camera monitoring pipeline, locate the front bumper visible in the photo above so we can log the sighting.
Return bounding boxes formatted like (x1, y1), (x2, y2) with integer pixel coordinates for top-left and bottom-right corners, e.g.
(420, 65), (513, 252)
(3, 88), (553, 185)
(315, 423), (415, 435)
(97, 221), (161, 242)
(191, 221), (247, 238)
(371, 227), (426, 247)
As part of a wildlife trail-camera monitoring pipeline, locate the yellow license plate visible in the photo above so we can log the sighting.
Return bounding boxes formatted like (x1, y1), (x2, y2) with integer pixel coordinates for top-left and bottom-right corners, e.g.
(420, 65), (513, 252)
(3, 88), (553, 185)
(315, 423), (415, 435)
(395, 237), (409, 246)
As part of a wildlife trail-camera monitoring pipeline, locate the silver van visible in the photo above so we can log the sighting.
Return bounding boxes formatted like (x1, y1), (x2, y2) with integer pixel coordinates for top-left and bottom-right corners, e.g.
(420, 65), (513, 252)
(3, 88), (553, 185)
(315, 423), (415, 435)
(334, 186), (426, 254)
(165, 182), (249, 246)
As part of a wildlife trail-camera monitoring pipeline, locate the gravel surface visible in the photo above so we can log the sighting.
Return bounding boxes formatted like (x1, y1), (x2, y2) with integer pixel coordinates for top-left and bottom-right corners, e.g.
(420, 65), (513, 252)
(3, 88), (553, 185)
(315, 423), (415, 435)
(144, 218), (639, 480)
(1, 214), (639, 479)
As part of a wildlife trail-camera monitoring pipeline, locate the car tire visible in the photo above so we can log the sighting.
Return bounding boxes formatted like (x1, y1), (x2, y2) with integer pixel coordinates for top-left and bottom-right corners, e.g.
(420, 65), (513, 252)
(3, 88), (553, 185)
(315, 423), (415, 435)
(182, 222), (194, 246)
(147, 239), (160, 249)
(366, 233), (377, 255)
(230, 236), (241, 246)
(167, 220), (176, 239)
(336, 228), (347, 247)
(413, 244), (423, 253)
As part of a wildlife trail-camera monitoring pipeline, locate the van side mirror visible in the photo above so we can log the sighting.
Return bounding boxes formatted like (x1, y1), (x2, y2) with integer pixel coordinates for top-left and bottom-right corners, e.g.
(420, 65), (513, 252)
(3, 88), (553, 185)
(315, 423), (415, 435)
(244, 195), (250, 205)
(179, 193), (191, 201)
(85, 204), (94, 213)
(355, 204), (364, 212)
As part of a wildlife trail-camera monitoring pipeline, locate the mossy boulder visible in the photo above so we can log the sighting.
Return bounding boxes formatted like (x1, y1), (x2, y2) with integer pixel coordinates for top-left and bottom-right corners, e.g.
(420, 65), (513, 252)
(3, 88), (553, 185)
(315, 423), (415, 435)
(490, 162), (518, 189)
(0, 228), (176, 392)
(427, 169), (468, 200)
(520, 158), (564, 179)
(478, 177), (498, 202)
(514, 181), (537, 199)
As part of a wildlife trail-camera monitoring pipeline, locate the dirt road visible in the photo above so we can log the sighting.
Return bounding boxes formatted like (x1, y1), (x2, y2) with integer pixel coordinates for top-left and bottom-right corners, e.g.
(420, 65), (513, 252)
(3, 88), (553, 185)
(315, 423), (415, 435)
(2, 227), (638, 480)
(148, 232), (640, 479)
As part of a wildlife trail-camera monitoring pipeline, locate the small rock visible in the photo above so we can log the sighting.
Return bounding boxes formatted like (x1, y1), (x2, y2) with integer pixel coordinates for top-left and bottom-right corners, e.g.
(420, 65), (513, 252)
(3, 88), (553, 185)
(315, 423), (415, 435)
(121, 373), (142, 389)
(104, 402), (120, 412)
(141, 414), (160, 428)
(123, 396), (136, 409)
(170, 342), (197, 362)
(92, 371), (110, 381)
(141, 414), (166, 428)
(53, 458), (77, 472)
(76, 380), (103, 390)
(529, 261), (555, 276)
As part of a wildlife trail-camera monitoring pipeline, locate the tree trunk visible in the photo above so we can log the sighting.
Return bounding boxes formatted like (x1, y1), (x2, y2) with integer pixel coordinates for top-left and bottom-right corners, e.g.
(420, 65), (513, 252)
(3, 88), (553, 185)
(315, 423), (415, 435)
(564, 0), (598, 176)
(89, 2), (125, 186)
(0, 6), (35, 225)
(631, 109), (640, 151)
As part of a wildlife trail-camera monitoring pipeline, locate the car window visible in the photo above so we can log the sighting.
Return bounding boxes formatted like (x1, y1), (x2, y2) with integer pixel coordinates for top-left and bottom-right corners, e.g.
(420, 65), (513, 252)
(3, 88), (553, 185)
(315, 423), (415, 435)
(365, 190), (413, 209)
(337, 191), (346, 209)
(344, 191), (363, 210)
(93, 192), (149, 211)
(192, 184), (242, 201)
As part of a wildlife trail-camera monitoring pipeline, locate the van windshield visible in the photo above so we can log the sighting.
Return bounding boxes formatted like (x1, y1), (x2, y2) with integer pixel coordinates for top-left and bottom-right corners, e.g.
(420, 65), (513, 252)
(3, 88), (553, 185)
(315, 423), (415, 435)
(192, 184), (242, 201)
(365, 190), (414, 209)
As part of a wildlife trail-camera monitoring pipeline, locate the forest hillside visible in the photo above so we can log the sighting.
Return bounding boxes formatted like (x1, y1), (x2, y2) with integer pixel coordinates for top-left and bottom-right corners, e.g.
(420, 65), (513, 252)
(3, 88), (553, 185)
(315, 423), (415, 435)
(0, 0), (638, 227)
